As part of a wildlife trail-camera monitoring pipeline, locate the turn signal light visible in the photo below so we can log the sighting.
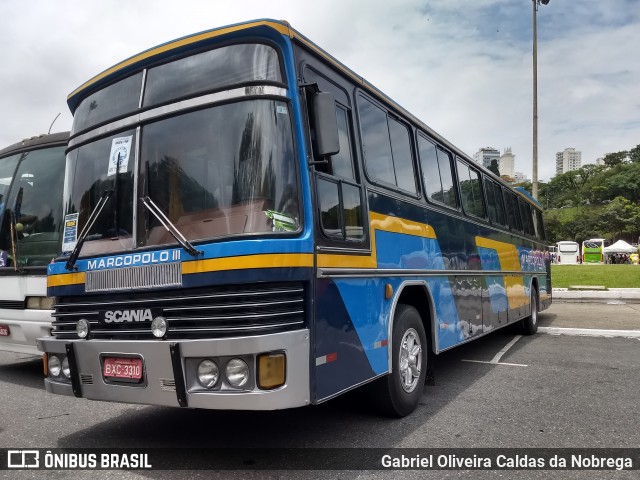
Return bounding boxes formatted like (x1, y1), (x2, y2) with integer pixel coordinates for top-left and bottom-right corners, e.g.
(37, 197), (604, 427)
(257, 352), (286, 390)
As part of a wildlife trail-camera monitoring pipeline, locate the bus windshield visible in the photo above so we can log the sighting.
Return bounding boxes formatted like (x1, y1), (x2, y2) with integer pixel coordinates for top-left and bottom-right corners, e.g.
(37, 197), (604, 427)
(0, 146), (66, 268)
(64, 99), (299, 256)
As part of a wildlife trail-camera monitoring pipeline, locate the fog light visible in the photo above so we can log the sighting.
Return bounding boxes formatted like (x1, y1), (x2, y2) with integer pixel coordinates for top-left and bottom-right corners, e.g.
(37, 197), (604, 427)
(76, 318), (90, 339)
(49, 354), (62, 377)
(62, 357), (70, 378)
(197, 359), (219, 389)
(41, 297), (55, 310)
(226, 358), (249, 388)
(257, 352), (286, 390)
(151, 316), (167, 338)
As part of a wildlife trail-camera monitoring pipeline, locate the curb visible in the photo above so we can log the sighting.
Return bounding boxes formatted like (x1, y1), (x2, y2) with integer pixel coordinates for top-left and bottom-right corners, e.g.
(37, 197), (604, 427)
(539, 327), (640, 339)
(552, 290), (640, 303)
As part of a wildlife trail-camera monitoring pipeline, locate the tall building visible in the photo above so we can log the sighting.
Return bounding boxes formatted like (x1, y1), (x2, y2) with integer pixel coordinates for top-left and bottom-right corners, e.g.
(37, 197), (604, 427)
(499, 148), (515, 178)
(473, 147), (500, 169)
(555, 148), (582, 175)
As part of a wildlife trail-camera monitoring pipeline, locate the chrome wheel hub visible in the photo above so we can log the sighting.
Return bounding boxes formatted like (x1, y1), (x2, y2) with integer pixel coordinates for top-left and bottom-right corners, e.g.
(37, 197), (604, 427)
(399, 328), (422, 393)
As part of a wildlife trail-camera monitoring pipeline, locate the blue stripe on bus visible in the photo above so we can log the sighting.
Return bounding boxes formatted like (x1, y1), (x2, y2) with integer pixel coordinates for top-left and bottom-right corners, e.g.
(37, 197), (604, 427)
(477, 246), (508, 314)
(375, 230), (445, 269)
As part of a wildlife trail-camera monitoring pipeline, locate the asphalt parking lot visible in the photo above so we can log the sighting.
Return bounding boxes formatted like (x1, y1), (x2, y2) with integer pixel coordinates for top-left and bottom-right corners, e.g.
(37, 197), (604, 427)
(1, 301), (639, 479)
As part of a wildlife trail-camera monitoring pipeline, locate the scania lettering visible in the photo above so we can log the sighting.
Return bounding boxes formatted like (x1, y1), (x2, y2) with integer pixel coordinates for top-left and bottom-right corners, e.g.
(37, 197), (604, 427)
(0, 132), (68, 355)
(102, 310), (154, 323)
(39, 20), (550, 417)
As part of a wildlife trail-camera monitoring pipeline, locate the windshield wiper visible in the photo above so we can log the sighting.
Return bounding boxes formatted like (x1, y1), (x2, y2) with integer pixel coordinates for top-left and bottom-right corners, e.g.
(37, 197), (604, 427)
(9, 210), (24, 273)
(65, 189), (113, 271)
(140, 196), (202, 257)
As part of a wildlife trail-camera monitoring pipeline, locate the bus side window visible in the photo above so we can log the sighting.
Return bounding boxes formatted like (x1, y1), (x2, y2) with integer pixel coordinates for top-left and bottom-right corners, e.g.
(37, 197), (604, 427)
(518, 199), (534, 237)
(504, 191), (522, 233)
(417, 135), (457, 209)
(456, 160), (485, 218)
(532, 208), (545, 240)
(357, 95), (417, 195)
(315, 101), (364, 242)
(484, 178), (499, 224)
(493, 182), (506, 225)
(331, 105), (355, 180)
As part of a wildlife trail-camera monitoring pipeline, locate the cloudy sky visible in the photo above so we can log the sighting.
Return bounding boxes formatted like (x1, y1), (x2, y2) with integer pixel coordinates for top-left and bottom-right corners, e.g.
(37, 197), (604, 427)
(1, 0), (639, 180)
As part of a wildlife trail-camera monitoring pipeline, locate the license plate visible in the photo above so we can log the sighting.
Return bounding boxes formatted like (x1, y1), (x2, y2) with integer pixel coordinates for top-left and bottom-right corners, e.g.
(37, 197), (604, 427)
(103, 357), (143, 382)
(0, 324), (9, 336)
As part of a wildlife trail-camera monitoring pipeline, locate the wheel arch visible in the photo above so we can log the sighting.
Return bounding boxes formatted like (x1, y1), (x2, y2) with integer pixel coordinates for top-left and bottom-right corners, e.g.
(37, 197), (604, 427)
(387, 281), (438, 374)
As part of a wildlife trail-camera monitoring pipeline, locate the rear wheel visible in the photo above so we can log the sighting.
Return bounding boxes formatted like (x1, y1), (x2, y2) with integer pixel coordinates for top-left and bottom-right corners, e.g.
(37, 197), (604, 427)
(373, 304), (427, 417)
(522, 287), (539, 335)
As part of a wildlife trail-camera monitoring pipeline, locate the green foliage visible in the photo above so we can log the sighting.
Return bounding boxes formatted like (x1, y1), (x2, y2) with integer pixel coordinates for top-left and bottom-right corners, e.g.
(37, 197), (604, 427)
(629, 144), (640, 163)
(603, 150), (628, 166)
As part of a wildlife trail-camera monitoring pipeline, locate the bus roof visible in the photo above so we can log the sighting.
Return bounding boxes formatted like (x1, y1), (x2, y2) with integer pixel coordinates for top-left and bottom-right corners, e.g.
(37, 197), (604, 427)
(66, 19), (540, 210)
(0, 131), (69, 159)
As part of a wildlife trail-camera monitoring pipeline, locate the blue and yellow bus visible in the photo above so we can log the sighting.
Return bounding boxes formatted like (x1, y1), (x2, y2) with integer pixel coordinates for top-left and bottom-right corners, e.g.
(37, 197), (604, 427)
(39, 20), (550, 417)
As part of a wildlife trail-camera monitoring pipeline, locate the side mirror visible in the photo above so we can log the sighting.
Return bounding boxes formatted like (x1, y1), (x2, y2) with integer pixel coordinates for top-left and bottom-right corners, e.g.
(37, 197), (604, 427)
(313, 92), (340, 157)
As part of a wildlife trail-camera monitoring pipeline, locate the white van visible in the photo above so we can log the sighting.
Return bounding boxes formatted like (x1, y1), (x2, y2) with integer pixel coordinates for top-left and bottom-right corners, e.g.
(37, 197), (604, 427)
(556, 241), (580, 264)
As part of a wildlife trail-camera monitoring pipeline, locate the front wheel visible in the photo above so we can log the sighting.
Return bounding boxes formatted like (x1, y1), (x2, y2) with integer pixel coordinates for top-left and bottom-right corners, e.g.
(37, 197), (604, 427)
(522, 287), (539, 335)
(373, 304), (427, 417)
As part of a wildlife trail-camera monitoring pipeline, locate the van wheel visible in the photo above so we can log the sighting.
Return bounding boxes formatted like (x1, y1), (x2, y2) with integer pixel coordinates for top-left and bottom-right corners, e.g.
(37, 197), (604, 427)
(522, 287), (539, 335)
(373, 304), (427, 417)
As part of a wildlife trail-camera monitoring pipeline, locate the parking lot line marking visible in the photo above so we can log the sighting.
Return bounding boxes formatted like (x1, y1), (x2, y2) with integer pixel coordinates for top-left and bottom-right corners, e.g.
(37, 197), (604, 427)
(491, 335), (522, 363)
(461, 359), (528, 367)
(461, 335), (527, 367)
(538, 327), (640, 339)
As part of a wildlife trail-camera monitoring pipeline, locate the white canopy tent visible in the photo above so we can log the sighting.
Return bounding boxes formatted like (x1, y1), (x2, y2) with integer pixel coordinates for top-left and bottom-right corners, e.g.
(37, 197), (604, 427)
(603, 240), (637, 254)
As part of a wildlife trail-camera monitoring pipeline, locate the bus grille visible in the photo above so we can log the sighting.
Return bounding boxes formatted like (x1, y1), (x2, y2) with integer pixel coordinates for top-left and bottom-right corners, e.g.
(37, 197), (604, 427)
(51, 282), (306, 340)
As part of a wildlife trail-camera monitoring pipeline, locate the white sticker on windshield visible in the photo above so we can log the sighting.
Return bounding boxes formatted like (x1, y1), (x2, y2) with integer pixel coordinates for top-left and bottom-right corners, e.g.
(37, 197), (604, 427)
(62, 213), (79, 254)
(276, 105), (288, 115)
(107, 136), (133, 176)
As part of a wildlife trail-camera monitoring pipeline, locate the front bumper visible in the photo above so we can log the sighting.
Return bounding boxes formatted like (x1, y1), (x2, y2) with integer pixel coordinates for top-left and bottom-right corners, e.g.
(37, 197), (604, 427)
(38, 329), (310, 410)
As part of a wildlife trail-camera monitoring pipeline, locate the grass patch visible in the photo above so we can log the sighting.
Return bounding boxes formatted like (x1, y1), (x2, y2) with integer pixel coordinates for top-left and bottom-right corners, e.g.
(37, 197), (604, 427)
(552, 264), (640, 289)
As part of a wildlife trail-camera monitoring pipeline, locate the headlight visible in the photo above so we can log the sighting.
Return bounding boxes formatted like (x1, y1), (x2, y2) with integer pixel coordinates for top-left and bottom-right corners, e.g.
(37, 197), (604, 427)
(76, 319), (90, 339)
(151, 316), (167, 338)
(226, 358), (249, 388)
(49, 355), (62, 377)
(26, 296), (54, 309)
(197, 360), (219, 389)
(62, 357), (71, 378)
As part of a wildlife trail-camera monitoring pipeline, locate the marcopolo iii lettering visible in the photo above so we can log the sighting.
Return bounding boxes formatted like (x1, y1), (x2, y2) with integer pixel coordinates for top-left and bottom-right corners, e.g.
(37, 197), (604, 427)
(100, 308), (161, 324)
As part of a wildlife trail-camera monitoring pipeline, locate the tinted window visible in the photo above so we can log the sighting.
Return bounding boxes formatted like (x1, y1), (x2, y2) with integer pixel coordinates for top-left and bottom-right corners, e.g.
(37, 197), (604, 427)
(417, 136), (443, 203)
(504, 192), (522, 232)
(358, 96), (416, 193)
(358, 97), (395, 185)
(493, 183), (506, 225)
(342, 183), (364, 240)
(457, 160), (485, 218)
(485, 178), (499, 224)
(144, 44), (283, 107)
(332, 106), (354, 179)
(532, 208), (545, 240)
(388, 116), (416, 193)
(438, 149), (457, 208)
(518, 199), (534, 236)
(0, 146), (66, 267)
(73, 73), (143, 134)
(317, 177), (341, 237)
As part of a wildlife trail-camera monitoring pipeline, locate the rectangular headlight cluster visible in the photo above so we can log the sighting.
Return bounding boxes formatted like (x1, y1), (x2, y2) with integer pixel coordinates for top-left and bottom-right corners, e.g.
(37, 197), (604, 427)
(26, 296), (55, 310)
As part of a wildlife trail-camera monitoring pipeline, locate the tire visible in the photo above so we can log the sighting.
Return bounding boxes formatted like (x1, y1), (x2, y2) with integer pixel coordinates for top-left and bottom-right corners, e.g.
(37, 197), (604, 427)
(522, 287), (539, 335)
(373, 304), (427, 417)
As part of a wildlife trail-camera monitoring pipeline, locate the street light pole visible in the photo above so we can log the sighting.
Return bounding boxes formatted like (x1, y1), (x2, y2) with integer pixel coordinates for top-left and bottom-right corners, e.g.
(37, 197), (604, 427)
(532, 0), (549, 201)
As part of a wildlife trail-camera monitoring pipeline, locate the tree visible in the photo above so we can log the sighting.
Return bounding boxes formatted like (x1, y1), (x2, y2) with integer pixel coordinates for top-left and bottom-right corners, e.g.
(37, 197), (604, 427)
(599, 196), (640, 240)
(488, 159), (500, 176)
(628, 144), (640, 163)
(603, 150), (628, 167)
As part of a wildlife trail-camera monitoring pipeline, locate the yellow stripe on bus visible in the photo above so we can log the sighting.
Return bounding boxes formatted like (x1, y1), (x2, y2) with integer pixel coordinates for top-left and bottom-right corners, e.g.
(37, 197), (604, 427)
(317, 212), (437, 269)
(181, 253), (313, 274)
(475, 236), (528, 309)
(48, 272), (86, 288)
